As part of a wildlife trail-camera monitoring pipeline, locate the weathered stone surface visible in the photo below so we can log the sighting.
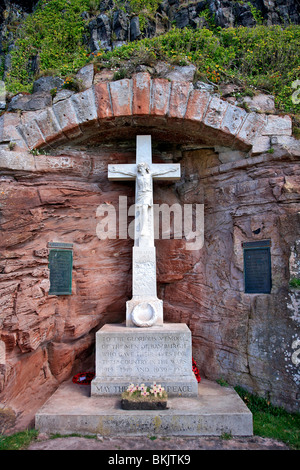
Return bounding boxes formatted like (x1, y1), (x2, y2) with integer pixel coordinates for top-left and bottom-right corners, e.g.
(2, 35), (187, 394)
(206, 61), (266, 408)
(241, 94), (275, 114)
(236, 112), (267, 146)
(75, 64), (94, 90)
(252, 136), (271, 154)
(71, 88), (99, 129)
(94, 82), (113, 119)
(132, 72), (151, 115)
(0, 113), (28, 151)
(91, 323), (198, 397)
(32, 76), (64, 94)
(203, 95), (228, 129)
(165, 64), (196, 82)
(52, 89), (75, 104)
(185, 89), (211, 122)
(17, 118), (45, 149)
(150, 78), (171, 116)
(7, 77), (293, 153)
(110, 79), (132, 116)
(0, 150), (35, 171)
(220, 103), (247, 137)
(52, 97), (82, 139)
(7, 92), (52, 112)
(34, 107), (66, 146)
(168, 81), (193, 119)
(262, 115), (292, 136)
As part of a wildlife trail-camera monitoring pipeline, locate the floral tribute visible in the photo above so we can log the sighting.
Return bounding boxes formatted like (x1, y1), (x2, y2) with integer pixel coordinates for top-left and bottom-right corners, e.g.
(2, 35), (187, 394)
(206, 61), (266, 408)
(192, 357), (201, 383)
(72, 371), (95, 385)
(124, 382), (167, 400)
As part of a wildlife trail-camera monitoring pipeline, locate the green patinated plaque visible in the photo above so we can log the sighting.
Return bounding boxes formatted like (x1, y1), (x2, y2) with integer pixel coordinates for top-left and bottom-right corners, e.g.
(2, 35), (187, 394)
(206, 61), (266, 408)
(243, 240), (272, 294)
(48, 244), (73, 295)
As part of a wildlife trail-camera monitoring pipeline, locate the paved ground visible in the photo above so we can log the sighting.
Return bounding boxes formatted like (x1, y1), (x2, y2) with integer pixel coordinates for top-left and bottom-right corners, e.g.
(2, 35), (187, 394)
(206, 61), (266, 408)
(27, 434), (290, 450)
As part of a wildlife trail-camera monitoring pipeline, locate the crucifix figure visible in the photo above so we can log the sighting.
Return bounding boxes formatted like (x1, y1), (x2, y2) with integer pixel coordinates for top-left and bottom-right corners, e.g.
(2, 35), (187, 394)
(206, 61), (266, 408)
(108, 135), (180, 327)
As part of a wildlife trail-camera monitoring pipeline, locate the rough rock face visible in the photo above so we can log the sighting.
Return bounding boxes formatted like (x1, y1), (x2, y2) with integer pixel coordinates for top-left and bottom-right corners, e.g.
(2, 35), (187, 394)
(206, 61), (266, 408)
(0, 69), (299, 430)
(1, 1), (300, 72)
(86, 0), (300, 52)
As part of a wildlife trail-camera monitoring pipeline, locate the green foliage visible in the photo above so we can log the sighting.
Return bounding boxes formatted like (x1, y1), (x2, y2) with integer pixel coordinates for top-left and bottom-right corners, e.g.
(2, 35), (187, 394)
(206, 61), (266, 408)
(128, 0), (160, 32)
(235, 386), (300, 449)
(289, 278), (300, 288)
(0, 429), (38, 450)
(95, 24), (300, 113)
(2, 0), (300, 114)
(5, 0), (91, 94)
(247, 2), (263, 25)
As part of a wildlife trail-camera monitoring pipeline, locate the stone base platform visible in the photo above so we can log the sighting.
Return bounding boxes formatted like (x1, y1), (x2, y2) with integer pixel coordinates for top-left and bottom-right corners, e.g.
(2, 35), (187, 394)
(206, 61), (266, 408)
(35, 379), (253, 437)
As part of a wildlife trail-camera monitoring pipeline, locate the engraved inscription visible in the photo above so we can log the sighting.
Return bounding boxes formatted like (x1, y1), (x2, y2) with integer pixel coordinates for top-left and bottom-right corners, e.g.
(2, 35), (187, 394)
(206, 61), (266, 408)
(244, 247), (271, 294)
(49, 249), (73, 295)
(133, 261), (156, 294)
(96, 333), (191, 378)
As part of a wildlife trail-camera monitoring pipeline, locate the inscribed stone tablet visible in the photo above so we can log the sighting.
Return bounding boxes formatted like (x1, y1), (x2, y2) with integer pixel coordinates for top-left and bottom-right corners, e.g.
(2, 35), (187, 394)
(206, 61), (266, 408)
(243, 241), (271, 294)
(49, 246), (73, 295)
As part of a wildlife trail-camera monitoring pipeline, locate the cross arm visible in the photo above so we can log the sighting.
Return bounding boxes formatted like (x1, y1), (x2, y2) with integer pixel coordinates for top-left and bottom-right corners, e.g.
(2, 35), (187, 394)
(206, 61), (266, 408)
(151, 163), (181, 180)
(108, 164), (136, 181)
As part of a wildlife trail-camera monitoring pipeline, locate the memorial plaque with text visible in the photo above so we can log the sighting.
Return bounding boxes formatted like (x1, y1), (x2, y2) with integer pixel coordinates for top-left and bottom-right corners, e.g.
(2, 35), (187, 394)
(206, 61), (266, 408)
(91, 323), (198, 397)
(243, 241), (271, 294)
(48, 243), (73, 295)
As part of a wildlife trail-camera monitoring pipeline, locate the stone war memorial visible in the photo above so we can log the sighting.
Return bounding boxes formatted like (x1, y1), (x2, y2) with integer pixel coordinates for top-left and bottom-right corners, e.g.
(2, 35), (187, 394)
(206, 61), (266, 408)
(0, 64), (299, 437)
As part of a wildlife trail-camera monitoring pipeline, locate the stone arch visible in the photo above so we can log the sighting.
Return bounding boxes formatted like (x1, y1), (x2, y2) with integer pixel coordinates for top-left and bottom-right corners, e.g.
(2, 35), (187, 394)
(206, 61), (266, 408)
(15, 73), (268, 152)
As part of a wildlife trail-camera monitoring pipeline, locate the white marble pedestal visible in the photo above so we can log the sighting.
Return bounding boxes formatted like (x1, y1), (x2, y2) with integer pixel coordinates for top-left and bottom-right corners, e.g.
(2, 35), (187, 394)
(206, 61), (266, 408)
(91, 323), (198, 397)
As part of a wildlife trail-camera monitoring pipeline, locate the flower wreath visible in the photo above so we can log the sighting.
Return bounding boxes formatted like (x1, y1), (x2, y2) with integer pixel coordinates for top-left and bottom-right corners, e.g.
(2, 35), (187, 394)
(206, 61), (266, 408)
(72, 372), (95, 385)
(192, 357), (201, 383)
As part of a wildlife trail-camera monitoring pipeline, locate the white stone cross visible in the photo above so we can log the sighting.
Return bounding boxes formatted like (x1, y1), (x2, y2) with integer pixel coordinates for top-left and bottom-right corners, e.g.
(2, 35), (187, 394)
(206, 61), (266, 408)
(108, 135), (180, 327)
(108, 135), (180, 248)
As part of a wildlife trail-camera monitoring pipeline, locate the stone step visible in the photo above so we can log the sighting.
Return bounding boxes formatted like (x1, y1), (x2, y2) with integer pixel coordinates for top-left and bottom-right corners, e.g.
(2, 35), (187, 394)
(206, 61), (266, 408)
(35, 379), (253, 437)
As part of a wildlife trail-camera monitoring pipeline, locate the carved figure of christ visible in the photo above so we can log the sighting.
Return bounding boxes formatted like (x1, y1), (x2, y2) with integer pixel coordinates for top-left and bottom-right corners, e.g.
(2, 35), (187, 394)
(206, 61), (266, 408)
(108, 136), (180, 247)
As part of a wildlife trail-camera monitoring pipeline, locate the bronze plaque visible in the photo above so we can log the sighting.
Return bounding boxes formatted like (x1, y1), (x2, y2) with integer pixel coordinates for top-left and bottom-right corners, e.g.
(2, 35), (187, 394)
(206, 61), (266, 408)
(243, 240), (271, 294)
(48, 243), (73, 295)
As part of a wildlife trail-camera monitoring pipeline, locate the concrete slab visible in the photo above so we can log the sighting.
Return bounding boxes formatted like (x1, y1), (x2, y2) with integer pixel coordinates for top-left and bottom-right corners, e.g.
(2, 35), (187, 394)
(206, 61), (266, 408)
(35, 379), (253, 437)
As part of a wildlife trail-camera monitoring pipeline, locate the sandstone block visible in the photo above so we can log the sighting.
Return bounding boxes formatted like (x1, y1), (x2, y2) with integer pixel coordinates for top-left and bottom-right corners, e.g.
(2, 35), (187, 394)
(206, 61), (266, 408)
(7, 92), (52, 112)
(71, 88), (99, 129)
(0, 113), (21, 143)
(94, 82), (113, 119)
(220, 103), (247, 137)
(165, 64), (196, 82)
(168, 81), (193, 119)
(109, 79), (132, 116)
(17, 119), (45, 149)
(0, 150), (35, 171)
(236, 112), (267, 146)
(132, 72), (151, 115)
(34, 107), (66, 146)
(185, 89), (211, 122)
(52, 97), (82, 139)
(276, 136), (300, 156)
(252, 136), (270, 154)
(150, 78), (171, 116)
(262, 115), (292, 136)
(203, 95), (228, 129)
